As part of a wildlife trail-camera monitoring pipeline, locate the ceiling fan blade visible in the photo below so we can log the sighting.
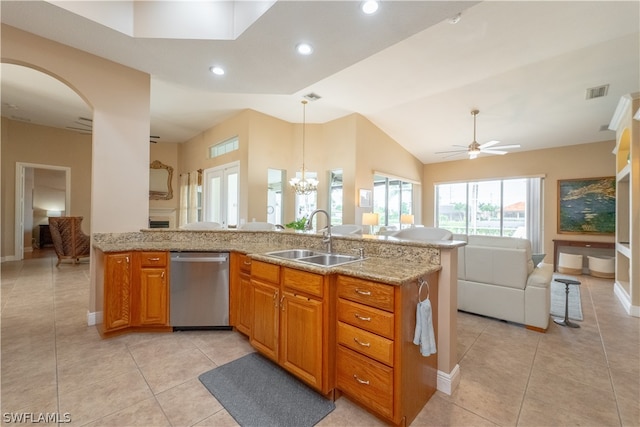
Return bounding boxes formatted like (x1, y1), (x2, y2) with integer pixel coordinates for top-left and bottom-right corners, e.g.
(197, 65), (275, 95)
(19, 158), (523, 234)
(479, 140), (500, 149)
(442, 152), (466, 159)
(481, 149), (508, 155)
(435, 149), (467, 154)
(489, 144), (520, 150)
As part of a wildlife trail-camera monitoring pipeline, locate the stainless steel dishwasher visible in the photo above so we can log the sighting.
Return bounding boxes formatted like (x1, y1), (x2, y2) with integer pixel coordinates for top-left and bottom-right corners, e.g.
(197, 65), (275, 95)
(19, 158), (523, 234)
(170, 252), (231, 330)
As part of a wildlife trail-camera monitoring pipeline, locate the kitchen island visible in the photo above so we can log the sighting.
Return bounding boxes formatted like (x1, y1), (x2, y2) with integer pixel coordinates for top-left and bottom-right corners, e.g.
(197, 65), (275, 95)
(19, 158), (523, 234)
(92, 229), (464, 425)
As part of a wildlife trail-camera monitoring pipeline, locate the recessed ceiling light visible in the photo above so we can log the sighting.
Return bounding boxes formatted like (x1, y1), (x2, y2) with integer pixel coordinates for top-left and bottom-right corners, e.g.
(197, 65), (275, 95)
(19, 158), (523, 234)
(296, 43), (313, 55)
(209, 66), (225, 75)
(361, 0), (379, 15)
(449, 13), (462, 24)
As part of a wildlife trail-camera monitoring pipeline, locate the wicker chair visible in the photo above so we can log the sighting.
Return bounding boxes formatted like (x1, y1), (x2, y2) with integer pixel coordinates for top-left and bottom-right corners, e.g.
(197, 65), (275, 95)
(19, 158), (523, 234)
(48, 216), (91, 266)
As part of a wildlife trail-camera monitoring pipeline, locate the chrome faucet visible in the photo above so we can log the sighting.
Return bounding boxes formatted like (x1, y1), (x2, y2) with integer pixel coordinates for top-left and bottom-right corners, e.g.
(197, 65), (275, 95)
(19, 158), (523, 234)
(306, 209), (333, 253)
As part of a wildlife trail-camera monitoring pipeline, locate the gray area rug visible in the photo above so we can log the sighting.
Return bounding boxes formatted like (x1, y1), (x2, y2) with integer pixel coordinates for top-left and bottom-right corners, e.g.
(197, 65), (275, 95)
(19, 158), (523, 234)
(198, 352), (335, 427)
(550, 274), (583, 321)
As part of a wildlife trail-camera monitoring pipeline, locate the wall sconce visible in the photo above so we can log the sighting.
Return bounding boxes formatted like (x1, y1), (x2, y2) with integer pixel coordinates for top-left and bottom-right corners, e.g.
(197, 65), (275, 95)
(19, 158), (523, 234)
(401, 214), (414, 228)
(362, 212), (379, 235)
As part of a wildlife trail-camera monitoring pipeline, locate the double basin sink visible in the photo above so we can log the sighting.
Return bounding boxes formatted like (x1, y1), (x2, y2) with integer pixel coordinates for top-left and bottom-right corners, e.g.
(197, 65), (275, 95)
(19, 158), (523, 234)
(265, 249), (363, 267)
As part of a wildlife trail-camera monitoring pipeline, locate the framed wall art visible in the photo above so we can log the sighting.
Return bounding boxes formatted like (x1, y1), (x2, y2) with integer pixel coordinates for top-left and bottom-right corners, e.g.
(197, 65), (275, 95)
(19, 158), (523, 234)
(557, 176), (615, 234)
(359, 189), (372, 208)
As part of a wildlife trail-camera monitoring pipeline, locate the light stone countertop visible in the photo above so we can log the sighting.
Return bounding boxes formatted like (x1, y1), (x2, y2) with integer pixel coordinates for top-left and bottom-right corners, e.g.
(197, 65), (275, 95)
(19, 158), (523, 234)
(93, 230), (457, 286)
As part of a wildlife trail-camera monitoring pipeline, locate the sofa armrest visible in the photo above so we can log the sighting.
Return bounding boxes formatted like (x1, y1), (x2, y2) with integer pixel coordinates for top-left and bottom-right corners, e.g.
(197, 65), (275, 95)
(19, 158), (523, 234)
(526, 263), (553, 289)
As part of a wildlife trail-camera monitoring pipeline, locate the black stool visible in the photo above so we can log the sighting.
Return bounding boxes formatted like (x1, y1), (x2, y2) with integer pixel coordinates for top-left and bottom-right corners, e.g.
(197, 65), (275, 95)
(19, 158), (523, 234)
(554, 278), (581, 328)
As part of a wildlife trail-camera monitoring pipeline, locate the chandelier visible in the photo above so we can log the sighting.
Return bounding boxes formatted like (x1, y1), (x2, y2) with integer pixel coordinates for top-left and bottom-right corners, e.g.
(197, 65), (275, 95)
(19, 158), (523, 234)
(289, 100), (318, 195)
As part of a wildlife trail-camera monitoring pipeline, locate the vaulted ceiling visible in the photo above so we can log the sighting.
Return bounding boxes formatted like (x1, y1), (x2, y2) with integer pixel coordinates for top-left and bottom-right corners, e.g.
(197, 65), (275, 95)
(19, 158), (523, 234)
(2, 1), (638, 164)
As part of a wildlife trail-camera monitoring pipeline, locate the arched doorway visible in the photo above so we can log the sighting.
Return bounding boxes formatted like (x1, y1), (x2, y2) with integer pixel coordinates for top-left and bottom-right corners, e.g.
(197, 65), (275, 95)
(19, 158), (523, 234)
(2, 63), (93, 260)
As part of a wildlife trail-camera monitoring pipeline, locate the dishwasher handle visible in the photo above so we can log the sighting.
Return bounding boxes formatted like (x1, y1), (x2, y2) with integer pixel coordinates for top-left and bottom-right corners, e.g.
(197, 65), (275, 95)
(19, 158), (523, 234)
(171, 256), (228, 263)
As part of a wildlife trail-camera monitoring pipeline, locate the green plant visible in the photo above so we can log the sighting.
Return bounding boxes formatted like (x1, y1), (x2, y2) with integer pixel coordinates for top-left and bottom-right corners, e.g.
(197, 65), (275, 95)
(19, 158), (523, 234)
(285, 217), (307, 230)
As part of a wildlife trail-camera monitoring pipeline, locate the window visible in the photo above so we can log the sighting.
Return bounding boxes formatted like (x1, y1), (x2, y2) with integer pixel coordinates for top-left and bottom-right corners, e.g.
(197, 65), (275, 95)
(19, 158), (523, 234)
(435, 177), (544, 252)
(373, 174), (414, 229)
(329, 169), (343, 225)
(209, 136), (239, 158)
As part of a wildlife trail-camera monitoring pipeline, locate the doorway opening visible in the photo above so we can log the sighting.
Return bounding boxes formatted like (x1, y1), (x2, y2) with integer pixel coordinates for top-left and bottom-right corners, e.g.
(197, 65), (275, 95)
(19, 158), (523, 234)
(14, 163), (71, 261)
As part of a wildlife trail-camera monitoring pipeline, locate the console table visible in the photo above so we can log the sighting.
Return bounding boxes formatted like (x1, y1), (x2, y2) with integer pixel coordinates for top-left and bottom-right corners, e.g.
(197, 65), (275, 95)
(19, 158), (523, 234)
(552, 239), (615, 272)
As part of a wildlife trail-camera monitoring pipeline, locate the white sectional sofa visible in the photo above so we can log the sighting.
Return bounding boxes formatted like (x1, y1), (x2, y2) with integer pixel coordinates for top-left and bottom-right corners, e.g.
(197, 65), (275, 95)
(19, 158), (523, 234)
(454, 234), (554, 331)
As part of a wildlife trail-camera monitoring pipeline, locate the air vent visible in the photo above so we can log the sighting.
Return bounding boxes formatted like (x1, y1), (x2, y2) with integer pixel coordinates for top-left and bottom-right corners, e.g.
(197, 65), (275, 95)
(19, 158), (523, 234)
(586, 84), (609, 100)
(303, 92), (322, 102)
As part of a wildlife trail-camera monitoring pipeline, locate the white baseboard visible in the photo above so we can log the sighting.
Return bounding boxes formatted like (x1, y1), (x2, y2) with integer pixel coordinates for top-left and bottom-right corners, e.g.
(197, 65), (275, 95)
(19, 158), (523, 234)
(0, 255), (19, 263)
(437, 364), (461, 395)
(613, 282), (639, 317)
(87, 311), (102, 326)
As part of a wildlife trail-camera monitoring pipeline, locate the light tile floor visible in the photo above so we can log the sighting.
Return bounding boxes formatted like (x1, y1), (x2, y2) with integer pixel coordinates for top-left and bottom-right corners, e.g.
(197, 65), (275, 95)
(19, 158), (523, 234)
(1, 252), (638, 426)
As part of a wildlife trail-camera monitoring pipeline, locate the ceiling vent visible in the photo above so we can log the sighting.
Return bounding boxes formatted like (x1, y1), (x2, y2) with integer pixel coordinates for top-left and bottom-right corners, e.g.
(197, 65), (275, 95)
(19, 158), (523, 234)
(586, 84), (609, 100)
(303, 92), (322, 102)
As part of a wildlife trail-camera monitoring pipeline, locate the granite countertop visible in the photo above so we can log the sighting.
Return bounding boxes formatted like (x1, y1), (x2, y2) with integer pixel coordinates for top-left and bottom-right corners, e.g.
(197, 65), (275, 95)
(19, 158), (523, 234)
(93, 239), (441, 286)
(248, 252), (441, 286)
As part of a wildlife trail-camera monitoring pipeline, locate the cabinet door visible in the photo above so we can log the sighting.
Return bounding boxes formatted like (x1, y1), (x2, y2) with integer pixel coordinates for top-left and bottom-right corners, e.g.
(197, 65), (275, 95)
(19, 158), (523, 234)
(236, 272), (253, 336)
(250, 279), (279, 361)
(280, 291), (323, 389)
(138, 267), (168, 326)
(104, 253), (132, 332)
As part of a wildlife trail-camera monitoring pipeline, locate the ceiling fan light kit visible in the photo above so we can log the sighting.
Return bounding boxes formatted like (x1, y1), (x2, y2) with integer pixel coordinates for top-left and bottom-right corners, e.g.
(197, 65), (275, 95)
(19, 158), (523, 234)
(435, 109), (521, 160)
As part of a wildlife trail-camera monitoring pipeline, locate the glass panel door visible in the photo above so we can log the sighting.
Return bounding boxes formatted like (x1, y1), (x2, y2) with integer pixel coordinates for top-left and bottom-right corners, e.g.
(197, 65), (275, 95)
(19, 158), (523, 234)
(203, 161), (239, 228)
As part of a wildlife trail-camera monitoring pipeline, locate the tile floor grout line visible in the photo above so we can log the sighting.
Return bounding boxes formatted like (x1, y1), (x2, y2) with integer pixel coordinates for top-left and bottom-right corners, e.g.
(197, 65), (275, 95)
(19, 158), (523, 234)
(584, 275), (625, 427)
(515, 329), (542, 427)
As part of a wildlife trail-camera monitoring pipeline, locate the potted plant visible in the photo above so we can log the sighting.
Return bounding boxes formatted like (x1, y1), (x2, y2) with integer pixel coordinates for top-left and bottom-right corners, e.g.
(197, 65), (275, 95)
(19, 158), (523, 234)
(285, 217), (307, 231)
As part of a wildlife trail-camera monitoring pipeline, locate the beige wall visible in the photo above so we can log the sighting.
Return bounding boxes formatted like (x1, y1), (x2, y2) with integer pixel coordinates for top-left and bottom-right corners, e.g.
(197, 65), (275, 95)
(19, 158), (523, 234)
(2, 25), (150, 317)
(1, 118), (92, 258)
(176, 110), (422, 228)
(422, 140), (617, 258)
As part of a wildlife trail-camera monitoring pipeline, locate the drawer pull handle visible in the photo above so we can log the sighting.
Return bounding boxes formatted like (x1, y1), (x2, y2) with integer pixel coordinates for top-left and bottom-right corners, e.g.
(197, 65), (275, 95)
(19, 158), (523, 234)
(353, 337), (371, 347)
(355, 289), (371, 296)
(243, 261), (252, 265)
(354, 314), (371, 322)
(148, 257), (161, 262)
(353, 374), (370, 385)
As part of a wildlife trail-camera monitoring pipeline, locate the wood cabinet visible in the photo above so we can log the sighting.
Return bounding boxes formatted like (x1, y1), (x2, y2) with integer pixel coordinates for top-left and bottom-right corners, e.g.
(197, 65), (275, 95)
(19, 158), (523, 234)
(134, 252), (169, 326)
(103, 252), (132, 332)
(101, 251), (171, 337)
(335, 273), (439, 426)
(249, 260), (333, 394)
(230, 253), (253, 336)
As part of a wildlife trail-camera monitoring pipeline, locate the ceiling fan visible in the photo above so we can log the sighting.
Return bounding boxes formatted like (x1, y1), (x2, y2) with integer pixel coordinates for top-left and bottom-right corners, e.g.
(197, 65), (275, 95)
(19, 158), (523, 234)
(436, 110), (520, 159)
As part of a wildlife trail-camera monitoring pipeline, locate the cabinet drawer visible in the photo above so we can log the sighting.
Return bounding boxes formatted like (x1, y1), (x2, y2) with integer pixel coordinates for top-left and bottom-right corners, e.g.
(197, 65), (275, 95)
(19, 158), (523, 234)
(337, 321), (394, 366)
(337, 298), (394, 340)
(336, 345), (393, 420)
(251, 261), (280, 284)
(283, 268), (323, 298)
(238, 253), (252, 273)
(337, 276), (394, 312)
(139, 252), (167, 267)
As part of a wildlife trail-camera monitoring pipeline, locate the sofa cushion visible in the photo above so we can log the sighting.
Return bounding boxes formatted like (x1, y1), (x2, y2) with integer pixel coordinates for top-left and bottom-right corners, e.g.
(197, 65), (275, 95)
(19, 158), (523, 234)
(465, 245), (529, 290)
(467, 235), (534, 274)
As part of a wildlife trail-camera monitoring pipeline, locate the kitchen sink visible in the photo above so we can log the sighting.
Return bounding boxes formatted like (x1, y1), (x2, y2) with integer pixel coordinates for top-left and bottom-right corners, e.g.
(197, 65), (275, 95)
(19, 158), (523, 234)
(265, 249), (324, 259)
(296, 253), (361, 266)
(265, 249), (363, 267)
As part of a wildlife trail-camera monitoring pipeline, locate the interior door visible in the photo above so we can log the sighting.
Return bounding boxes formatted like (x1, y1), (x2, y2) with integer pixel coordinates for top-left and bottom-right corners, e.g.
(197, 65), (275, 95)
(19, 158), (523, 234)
(203, 162), (239, 228)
